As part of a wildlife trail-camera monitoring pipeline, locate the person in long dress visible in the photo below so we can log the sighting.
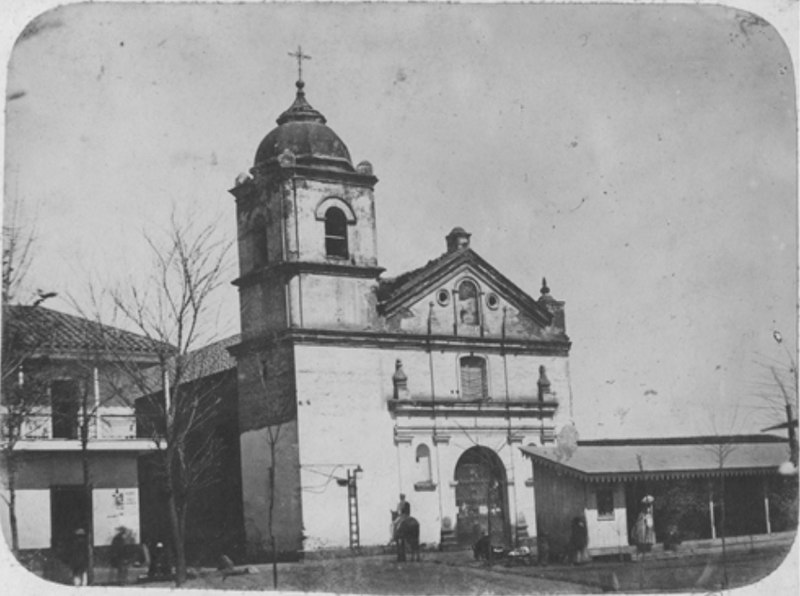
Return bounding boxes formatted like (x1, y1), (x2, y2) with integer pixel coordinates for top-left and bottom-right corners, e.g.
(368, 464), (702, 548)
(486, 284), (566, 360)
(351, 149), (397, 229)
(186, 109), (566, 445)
(631, 498), (656, 559)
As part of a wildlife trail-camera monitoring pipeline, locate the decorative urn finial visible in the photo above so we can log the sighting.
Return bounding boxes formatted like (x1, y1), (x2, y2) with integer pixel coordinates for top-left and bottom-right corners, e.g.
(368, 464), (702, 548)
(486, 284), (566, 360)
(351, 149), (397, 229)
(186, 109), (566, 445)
(393, 359), (409, 400)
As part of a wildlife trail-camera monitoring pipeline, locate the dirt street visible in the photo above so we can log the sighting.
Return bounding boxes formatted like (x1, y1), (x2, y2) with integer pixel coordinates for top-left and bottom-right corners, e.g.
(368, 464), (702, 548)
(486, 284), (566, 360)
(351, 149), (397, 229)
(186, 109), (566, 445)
(161, 555), (595, 594)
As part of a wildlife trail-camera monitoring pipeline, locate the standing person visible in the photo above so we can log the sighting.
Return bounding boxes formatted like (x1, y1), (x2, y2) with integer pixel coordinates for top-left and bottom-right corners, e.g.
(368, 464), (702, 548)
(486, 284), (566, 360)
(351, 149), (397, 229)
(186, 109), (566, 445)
(109, 526), (131, 585)
(68, 529), (89, 586)
(643, 501), (655, 546)
(148, 541), (173, 580)
(570, 516), (589, 565)
(631, 496), (656, 559)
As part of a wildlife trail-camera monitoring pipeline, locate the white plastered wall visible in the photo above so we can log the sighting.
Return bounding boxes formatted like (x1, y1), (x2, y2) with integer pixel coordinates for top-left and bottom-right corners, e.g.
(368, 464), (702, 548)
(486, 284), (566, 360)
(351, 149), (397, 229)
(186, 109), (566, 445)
(292, 339), (568, 550)
(294, 344), (397, 550)
(585, 483), (629, 552)
(0, 489), (51, 550)
(93, 488), (140, 547)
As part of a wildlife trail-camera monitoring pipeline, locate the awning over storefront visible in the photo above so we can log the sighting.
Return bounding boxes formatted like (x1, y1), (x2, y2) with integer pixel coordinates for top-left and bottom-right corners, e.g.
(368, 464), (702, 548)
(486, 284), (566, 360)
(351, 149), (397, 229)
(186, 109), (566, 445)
(520, 435), (789, 483)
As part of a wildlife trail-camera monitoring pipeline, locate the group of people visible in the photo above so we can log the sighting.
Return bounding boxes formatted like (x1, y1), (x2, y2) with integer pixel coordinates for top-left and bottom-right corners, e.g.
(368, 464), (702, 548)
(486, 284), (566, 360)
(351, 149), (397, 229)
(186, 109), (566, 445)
(67, 493), (656, 583)
(110, 529), (174, 584)
(109, 526), (138, 584)
(63, 526), (173, 586)
(388, 493), (656, 565)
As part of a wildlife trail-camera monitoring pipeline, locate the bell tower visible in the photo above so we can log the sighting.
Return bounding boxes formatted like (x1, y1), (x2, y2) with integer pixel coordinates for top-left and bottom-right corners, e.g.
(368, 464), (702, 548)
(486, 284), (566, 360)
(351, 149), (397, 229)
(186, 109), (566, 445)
(230, 56), (385, 557)
(230, 70), (383, 339)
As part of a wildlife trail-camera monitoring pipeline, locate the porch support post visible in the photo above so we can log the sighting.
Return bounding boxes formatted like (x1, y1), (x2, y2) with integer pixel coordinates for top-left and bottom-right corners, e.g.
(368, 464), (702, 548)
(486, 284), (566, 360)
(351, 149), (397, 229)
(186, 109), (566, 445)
(763, 477), (772, 535)
(93, 367), (101, 439)
(708, 481), (716, 540)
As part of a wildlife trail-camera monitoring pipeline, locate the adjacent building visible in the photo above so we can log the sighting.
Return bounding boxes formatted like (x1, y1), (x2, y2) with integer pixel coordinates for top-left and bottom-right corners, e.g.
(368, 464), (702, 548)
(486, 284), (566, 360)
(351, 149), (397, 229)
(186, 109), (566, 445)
(1, 305), (168, 554)
(134, 334), (245, 565)
(522, 435), (794, 557)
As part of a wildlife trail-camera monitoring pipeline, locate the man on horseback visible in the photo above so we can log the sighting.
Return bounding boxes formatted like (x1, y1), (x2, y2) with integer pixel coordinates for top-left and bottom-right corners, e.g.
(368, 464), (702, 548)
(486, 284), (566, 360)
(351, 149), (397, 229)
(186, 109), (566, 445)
(391, 495), (420, 562)
(392, 494), (408, 535)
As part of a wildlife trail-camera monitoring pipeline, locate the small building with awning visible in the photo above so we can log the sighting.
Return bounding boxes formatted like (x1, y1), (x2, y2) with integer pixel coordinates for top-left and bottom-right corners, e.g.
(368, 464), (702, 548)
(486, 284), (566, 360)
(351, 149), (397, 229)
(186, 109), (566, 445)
(520, 435), (795, 558)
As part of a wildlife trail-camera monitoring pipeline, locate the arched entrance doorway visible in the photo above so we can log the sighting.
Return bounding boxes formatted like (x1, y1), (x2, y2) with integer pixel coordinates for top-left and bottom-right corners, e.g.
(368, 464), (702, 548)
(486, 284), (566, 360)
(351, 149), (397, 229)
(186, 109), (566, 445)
(454, 446), (509, 547)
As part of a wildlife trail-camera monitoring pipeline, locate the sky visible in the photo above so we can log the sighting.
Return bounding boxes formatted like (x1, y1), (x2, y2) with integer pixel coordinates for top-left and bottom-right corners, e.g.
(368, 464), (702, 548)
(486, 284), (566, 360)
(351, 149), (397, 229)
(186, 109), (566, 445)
(2, 1), (798, 441)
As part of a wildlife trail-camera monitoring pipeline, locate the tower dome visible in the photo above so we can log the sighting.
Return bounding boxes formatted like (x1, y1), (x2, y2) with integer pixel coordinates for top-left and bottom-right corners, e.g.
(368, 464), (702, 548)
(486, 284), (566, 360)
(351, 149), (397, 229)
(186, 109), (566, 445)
(254, 81), (354, 172)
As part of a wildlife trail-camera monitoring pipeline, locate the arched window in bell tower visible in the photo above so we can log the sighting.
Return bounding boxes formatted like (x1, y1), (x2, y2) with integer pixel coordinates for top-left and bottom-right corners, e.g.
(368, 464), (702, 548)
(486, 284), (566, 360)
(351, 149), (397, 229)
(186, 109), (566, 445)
(324, 206), (348, 258)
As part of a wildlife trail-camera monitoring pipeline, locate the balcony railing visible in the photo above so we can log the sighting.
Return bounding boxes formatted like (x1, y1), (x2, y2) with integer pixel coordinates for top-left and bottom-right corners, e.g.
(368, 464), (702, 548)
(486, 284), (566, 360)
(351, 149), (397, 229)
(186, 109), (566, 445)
(10, 412), (138, 441)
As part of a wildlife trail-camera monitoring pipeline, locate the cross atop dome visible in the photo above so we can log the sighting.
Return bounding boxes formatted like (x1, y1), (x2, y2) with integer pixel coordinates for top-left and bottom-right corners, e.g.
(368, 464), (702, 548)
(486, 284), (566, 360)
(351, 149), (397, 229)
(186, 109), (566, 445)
(288, 45), (311, 83)
(274, 46), (326, 126)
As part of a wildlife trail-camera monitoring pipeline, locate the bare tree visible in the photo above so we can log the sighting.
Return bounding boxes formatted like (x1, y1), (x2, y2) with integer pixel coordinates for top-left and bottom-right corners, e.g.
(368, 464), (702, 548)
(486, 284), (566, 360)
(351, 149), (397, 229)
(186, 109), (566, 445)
(766, 331), (798, 471)
(700, 397), (745, 590)
(2, 198), (35, 306)
(0, 330), (49, 556)
(105, 212), (232, 585)
(1, 201), (55, 555)
(746, 331), (799, 472)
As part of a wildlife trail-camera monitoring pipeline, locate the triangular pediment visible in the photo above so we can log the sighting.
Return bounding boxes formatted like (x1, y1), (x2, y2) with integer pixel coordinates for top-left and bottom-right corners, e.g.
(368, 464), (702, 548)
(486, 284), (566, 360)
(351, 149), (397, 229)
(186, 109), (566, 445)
(378, 250), (563, 341)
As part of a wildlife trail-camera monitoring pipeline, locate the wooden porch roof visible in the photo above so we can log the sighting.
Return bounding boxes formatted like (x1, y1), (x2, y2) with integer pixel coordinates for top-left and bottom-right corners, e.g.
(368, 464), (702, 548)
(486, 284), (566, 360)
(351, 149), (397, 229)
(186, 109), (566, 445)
(519, 436), (789, 482)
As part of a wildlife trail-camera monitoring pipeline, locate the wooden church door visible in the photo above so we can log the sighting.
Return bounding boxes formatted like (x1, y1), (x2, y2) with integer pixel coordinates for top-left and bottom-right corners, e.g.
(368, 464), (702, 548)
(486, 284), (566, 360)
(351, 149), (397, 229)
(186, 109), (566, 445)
(454, 447), (508, 546)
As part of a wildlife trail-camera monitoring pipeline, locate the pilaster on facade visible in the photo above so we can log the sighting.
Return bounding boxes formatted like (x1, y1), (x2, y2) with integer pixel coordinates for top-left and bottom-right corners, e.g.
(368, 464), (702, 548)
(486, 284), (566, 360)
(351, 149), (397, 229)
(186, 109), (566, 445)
(432, 431), (451, 445)
(393, 429), (414, 445)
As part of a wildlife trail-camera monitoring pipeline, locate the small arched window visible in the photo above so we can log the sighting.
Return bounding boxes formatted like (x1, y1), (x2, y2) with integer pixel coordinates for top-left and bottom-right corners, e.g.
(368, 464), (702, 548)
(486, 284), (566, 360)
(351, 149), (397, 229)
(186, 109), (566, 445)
(460, 356), (488, 400)
(324, 207), (348, 258)
(416, 444), (432, 484)
(457, 280), (480, 326)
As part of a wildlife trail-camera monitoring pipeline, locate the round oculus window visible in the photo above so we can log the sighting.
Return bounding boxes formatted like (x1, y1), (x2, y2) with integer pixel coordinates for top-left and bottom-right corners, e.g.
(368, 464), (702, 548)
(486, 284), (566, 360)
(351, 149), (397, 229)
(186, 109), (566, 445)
(486, 293), (500, 310)
(436, 289), (450, 306)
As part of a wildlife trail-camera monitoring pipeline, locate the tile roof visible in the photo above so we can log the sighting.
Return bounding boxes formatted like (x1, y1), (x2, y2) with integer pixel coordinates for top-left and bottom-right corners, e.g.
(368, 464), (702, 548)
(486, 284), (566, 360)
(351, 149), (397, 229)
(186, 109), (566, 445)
(520, 435), (789, 482)
(179, 334), (239, 382)
(2, 305), (174, 357)
(376, 251), (457, 304)
(135, 333), (240, 392)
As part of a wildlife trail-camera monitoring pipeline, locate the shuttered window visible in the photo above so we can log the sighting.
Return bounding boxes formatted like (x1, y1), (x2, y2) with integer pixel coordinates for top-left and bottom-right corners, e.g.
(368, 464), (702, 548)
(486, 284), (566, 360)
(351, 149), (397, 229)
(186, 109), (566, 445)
(597, 488), (615, 520)
(460, 356), (487, 400)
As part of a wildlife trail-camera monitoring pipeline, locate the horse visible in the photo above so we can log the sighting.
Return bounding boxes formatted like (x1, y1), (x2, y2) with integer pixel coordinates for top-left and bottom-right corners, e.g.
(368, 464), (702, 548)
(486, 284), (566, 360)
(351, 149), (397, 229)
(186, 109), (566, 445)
(394, 516), (420, 562)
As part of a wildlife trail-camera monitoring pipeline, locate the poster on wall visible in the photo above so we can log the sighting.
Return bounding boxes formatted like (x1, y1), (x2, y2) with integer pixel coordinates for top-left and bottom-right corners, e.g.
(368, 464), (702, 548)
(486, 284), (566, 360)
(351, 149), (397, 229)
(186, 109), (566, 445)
(93, 488), (140, 546)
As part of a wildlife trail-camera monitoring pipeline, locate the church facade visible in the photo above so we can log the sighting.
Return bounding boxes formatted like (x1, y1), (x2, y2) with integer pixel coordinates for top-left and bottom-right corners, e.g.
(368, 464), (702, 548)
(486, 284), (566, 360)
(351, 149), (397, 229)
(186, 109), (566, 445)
(228, 78), (573, 556)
